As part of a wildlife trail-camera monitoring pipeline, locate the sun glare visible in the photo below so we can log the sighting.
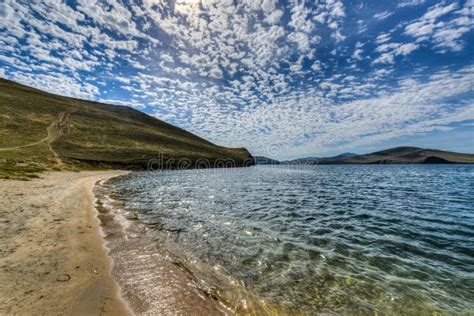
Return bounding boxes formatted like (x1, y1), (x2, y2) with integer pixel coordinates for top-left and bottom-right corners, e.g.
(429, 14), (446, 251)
(175, 0), (201, 14)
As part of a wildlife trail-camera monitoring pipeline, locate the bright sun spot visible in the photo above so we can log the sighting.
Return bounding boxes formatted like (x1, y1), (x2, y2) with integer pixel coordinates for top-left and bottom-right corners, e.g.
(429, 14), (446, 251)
(175, 0), (201, 14)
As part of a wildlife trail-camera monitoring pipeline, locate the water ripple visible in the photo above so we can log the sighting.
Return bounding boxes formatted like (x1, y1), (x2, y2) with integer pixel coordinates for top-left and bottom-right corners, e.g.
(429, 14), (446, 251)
(107, 165), (474, 314)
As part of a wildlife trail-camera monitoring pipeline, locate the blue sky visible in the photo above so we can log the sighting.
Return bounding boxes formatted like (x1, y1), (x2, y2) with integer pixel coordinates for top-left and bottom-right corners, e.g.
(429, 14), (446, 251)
(0, 0), (473, 159)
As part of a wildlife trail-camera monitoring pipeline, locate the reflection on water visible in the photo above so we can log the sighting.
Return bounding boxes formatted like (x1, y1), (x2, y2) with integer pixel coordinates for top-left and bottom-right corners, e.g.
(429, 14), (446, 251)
(104, 165), (474, 314)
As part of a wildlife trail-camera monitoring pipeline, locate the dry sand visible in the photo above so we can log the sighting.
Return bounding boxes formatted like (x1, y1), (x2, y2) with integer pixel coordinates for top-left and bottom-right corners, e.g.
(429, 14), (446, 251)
(0, 171), (132, 315)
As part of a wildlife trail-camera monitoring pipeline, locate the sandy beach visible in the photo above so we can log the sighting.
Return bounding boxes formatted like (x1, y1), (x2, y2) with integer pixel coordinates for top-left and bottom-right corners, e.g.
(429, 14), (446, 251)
(0, 171), (131, 315)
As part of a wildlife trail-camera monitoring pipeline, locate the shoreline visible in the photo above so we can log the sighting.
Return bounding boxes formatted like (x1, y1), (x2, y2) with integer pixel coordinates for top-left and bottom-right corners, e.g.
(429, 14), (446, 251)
(94, 174), (233, 315)
(0, 171), (132, 315)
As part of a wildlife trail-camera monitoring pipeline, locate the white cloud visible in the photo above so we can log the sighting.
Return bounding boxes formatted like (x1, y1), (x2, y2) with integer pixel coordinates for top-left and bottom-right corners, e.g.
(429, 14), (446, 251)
(404, 1), (473, 52)
(374, 43), (419, 64)
(371, 1), (472, 66)
(397, 0), (426, 8)
(261, 0), (277, 15)
(288, 32), (310, 52)
(352, 42), (364, 60)
(10, 72), (99, 100)
(376, 33), (391, 44)
(374, 11), (393, 21)
(98, 98), (145, 109)
(264, 9), (284, 25)
(77, 0), (140, 38)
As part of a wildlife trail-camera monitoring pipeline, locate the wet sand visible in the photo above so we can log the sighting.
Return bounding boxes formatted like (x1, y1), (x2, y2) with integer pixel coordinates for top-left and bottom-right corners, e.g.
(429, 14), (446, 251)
(94, 179), (231, 315)
(0, 171), (131, 315)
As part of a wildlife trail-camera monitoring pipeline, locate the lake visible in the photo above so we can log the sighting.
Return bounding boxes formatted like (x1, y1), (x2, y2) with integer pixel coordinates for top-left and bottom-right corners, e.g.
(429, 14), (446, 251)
(101, 165), (474, 314)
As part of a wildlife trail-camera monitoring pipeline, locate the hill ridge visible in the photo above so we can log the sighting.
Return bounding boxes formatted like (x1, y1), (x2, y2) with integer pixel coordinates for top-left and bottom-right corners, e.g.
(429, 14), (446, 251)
(286, 147), (474, 165)
(0, 78), (253, 179)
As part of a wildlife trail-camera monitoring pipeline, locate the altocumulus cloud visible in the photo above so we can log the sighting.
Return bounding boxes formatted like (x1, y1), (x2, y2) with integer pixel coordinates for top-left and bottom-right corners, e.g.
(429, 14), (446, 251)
(0, 0), (473, 159)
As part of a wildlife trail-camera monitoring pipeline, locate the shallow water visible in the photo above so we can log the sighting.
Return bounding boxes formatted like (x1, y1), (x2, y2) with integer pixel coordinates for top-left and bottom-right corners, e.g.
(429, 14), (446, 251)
(104, 165), (474, 314)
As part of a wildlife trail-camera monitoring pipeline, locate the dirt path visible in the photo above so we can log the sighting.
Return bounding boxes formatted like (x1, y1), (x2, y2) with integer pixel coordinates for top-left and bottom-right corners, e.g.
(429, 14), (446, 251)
(46, 110), (74, 166)
(0, 108), (76, 156)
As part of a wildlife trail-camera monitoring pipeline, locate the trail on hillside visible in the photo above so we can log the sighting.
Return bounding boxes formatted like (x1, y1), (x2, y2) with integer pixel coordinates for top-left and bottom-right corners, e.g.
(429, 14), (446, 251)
(0, 108), (77, 165)
(47, 111), (72, 166)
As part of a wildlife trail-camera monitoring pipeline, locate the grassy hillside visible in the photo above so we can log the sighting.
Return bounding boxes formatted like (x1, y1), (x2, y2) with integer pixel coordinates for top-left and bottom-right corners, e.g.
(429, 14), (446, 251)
(0, 78), (253, 179)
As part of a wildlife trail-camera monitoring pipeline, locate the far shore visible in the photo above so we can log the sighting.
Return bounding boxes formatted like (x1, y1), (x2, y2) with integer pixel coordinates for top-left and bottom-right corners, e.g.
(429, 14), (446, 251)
(0, 171), (132, 315)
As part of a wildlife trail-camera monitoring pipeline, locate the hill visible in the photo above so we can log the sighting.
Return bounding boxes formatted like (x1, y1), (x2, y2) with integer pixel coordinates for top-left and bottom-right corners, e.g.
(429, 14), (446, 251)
(288, 152), (358, 164)
(343, 147), (474, 164)
(290, 147), (474, 165)
(0, 78), (253, 179)
(253, 156), (281, 165)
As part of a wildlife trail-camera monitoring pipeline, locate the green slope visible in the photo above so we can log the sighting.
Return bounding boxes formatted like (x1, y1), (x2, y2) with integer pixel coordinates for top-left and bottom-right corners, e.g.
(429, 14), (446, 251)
(0, 78), (253, 179)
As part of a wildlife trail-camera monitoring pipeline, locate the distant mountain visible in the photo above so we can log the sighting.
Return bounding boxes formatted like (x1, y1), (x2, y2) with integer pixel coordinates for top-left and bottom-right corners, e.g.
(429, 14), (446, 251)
(253, 156), (281, 165)
(0, 78), (253, 179)
(288, 147), (474, 164)
(288, 152), (358, 164)
(343, 147), (474, 164)
(332, 152), (358, 159)
(285, 157), (318, 164)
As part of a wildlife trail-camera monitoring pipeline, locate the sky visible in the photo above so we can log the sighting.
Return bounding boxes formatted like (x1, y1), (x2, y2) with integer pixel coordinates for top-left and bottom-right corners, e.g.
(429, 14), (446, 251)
(0, 0), (473, 159)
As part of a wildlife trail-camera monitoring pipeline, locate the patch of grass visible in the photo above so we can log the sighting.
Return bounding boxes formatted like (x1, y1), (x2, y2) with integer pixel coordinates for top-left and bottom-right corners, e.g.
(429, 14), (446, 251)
(0, 162), (46, 181)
